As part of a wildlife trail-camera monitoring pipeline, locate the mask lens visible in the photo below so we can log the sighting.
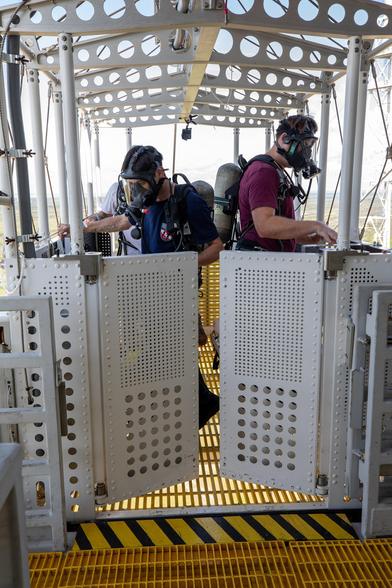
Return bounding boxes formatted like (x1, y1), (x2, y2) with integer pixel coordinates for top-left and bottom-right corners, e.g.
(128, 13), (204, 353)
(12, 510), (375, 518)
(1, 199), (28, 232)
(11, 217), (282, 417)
(122, 180), (149, 205)
(303, 138), (317, 147)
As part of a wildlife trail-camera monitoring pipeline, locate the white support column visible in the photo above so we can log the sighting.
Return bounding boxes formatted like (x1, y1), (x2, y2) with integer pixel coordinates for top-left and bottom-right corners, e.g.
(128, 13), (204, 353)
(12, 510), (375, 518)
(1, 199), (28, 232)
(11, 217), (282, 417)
(26, 68), (49, 241)
(384, 181), (391, 249)
(126, 127), (132, 151)
(337, 37), (362, 250)
(52, 86), (69, 224)
(350, 50), (370, 242)
(0, 63), (17, 258)
(59, 33), (83, 255)
(265, 123), (273, 151)
(92, 122), (101, 201)
(316, 81), (331, 223)
(172, 123), (177, 175)
(82, 114), (94, 215)
(233, 127), (240, 164)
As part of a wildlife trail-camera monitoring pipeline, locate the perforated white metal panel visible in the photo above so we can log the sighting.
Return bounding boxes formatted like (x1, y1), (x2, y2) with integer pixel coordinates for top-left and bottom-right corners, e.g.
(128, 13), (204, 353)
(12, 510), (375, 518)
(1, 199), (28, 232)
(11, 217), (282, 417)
(99, 254), (198, 501)
(220, 252), (323, 494)
(325, 254), (392, 505)
(5, 258), (95, 522)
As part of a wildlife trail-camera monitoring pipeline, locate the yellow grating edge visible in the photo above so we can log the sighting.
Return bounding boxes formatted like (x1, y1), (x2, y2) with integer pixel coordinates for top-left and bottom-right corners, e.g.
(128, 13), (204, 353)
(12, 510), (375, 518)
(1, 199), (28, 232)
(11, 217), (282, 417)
(365, 539), (392, 582)
(57, 542), (298, 588)
(30, 540), (392, 587)
(97, 263), (323, 513)
(289, 540), (389, 586)
(29, 552), (63, 588)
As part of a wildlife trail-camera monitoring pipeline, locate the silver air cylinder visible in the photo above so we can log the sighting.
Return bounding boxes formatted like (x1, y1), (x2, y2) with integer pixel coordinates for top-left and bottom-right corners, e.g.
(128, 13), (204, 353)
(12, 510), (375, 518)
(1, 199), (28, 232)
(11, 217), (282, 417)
(192, 180), (214, 210)
(213, 162), (242, 243)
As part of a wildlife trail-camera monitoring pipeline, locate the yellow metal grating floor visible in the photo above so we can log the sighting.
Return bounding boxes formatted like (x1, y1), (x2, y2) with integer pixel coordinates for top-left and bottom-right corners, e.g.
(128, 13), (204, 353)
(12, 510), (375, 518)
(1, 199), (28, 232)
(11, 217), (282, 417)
(30, 540), (392, 587)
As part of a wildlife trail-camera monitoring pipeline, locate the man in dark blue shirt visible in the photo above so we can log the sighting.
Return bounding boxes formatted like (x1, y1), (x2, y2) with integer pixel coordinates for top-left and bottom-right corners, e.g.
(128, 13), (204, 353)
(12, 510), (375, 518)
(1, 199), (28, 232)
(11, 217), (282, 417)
(81, 145), (223, 428)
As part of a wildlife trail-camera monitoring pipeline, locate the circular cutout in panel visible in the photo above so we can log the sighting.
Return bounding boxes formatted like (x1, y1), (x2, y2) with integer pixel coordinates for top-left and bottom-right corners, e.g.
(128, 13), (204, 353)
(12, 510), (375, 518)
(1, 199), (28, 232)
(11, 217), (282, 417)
(226, 65), (242, 82)
(135, 0), (157, 16)
(118, 40), (135, 59)
(105, 94), (113, 103)
(290, 46), (303, 62)
(247, 68), (260, 85)
(328, 54), (337, 65)
(76, 1), (94, 21)
(233, 90), (245, 101)
(310, 50), (321, 64)
(94, 76), (103, 87)
(263, 0), (288, 18)
(52, 6), (67, 21)
(109, 72), (121, 85)
(377, 14), (389, 28)
(266, 73), (277, 86)
(126, 68), (140, 84)
(141, 35), (161, 57)
(97, 45), (110, 60)
(104, 0), (125, 18)
(146, 65), (162, 80)
(214, 29), (233, 55)
(298, 0), (319, 21)
(354, 9), (368, 26)
(282, 76), (292, 87)
(266, 41), (283, 60)
(206, 63), (220, 78)
(30, 10), (42, 23)
(328, 4), (345, 24)
(77, 49), (89, 62)
(227, 0), (254, 15)
(240, 35), (260, 58)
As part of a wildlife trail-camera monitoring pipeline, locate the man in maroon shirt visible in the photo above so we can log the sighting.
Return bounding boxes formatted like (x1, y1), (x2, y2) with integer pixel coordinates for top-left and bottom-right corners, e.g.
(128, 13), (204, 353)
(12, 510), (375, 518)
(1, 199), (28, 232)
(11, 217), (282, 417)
(238, 115), (337, 251)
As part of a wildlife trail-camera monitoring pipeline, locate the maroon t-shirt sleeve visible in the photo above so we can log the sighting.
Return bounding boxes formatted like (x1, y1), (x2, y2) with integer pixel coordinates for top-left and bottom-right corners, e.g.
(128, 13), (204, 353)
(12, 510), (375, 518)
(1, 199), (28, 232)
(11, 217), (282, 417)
(247, 165), (280, 212)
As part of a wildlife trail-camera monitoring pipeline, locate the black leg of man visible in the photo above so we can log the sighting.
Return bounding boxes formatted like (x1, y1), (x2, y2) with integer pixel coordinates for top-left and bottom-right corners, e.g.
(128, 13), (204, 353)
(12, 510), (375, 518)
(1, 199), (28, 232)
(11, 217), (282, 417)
(198, 369), (219, 429)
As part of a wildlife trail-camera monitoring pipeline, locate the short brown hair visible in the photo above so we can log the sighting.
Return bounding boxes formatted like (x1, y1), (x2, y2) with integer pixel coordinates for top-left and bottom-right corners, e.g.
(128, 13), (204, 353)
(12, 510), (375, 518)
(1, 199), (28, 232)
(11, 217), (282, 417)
(276, 115), (318, 140)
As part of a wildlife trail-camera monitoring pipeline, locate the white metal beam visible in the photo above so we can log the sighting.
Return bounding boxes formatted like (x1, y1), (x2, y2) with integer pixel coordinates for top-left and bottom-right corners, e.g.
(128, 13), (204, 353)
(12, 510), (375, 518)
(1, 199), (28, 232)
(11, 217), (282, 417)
(2, 1), (392, 39)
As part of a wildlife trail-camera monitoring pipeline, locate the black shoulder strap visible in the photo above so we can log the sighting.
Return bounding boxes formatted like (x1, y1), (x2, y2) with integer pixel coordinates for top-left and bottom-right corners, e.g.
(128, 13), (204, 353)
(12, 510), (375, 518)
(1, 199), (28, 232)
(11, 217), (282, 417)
(237, 154), (291, 247)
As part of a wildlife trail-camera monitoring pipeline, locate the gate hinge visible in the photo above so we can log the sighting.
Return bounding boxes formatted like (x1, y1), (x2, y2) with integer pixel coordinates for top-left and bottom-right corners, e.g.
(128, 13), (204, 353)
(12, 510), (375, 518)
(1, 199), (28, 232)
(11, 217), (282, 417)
(315, 474), (329, 495)
(2, 53), (29, 65)
(0, 148), (35, 159)
(95, 482), (108, 504)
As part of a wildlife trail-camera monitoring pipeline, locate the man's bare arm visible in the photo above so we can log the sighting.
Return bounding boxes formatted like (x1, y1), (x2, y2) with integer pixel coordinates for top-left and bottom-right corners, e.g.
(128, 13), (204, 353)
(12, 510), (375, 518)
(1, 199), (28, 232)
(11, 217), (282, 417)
(252, 207), (337, 244)
(83, 215), (132, 233)
(198, 237), (224, 267)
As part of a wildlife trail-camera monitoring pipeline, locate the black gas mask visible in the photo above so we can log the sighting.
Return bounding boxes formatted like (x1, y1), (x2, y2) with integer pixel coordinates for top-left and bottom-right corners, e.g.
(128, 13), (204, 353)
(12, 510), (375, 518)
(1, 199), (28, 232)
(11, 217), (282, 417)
(277, 129), (320, 178)
(120, 146), (166, 239)
(120, 146), (165, 210)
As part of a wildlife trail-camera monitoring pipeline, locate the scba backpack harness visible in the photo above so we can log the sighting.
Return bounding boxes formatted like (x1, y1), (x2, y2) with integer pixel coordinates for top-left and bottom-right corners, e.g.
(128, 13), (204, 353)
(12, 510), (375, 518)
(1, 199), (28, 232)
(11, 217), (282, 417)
(224, 154), (303, 251)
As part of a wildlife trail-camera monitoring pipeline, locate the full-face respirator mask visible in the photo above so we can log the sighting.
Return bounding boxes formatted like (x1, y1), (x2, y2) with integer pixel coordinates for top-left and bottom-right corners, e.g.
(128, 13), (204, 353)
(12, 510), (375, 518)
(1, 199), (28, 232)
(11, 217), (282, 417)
(120, 146), (166, 239)
(277, 127), (321, 179)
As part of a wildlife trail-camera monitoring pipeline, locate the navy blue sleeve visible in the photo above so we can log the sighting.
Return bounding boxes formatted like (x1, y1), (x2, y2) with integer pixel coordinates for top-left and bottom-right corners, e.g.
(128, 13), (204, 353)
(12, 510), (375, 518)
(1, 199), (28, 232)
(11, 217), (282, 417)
(185, 190), (219, 245)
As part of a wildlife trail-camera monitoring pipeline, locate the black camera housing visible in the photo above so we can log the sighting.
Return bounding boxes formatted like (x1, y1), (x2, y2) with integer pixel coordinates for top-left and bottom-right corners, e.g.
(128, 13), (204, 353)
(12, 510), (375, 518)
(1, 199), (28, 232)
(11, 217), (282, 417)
(181, 127), (192, 141)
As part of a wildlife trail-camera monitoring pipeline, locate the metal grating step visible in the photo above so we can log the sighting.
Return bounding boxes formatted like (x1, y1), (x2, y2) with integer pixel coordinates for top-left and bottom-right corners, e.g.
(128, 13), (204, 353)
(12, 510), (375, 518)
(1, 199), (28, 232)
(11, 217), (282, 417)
(30, 540), (392, 588)
(72, 513), (357, 550)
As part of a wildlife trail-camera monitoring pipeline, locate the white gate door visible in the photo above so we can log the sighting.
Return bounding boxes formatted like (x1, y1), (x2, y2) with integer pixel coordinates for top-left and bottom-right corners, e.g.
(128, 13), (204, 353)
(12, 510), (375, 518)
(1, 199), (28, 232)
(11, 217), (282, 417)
(220, 252), (323, 494)
(99, 253), (199, 502)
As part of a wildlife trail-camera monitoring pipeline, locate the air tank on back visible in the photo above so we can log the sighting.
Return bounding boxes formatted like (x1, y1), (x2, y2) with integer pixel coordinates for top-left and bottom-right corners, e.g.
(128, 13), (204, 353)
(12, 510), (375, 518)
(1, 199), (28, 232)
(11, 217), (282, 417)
(213, 163), (242, 244)
(192, 180), (214, 210)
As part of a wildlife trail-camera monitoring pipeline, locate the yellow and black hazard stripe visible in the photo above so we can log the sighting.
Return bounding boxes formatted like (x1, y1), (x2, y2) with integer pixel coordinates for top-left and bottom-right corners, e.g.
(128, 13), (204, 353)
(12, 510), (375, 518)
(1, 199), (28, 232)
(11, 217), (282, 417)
(72, 512), (358, 550)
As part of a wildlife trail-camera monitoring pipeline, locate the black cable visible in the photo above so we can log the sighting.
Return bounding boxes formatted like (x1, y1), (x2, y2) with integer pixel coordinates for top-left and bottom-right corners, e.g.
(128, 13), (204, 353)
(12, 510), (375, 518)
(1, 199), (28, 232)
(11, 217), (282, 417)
(360, 157), (388, 240)
(370, 60), (391, 147)
(326, 171), (341, 225)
